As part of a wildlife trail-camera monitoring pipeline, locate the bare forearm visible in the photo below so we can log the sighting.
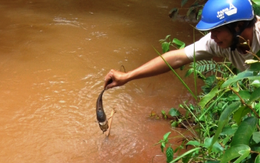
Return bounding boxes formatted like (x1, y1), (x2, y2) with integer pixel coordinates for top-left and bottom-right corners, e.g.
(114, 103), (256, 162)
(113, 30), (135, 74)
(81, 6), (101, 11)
(126, 49), (191, 81)
(104, 48), (191, 89)
(126, 55), (171, 80)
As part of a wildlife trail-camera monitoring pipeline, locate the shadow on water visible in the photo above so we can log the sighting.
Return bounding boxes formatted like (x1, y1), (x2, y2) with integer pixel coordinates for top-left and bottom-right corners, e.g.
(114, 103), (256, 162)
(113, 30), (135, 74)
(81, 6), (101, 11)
(0, 0), (201, 162)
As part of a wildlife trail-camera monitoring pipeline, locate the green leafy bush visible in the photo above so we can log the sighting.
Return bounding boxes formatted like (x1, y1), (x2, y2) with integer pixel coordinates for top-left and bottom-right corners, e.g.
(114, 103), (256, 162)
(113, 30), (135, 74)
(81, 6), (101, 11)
(156, 35), (260, 162)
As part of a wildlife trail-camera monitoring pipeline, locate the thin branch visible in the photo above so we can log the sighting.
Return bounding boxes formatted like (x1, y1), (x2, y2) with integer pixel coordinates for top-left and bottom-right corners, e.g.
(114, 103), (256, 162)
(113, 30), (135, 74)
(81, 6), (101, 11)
(237, 35), (260, 61)
(221, 63), (235, 75)
(229, 86), (260, 119)
(179, 120), (199, 138)
(170, 128), (192, 142)
(250, 150), (260, 154)
(247, 51), (260, 61)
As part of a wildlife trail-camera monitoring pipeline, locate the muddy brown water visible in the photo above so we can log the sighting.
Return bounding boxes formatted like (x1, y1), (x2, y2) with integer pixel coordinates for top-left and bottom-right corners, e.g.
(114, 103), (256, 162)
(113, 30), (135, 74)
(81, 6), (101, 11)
(0, 0), (201, 162)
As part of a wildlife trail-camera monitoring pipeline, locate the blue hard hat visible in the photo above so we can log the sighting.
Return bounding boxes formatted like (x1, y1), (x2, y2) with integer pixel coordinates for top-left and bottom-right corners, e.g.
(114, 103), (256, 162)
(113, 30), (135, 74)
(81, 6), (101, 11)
(196, 0), (254, 31)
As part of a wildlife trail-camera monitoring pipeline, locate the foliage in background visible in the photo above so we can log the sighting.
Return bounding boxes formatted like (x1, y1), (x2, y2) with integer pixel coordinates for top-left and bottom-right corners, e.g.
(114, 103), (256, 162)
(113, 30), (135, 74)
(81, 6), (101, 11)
(155, 1), (260, 162)
(154, 35), (197, 100)
(157, 37), (260, 163)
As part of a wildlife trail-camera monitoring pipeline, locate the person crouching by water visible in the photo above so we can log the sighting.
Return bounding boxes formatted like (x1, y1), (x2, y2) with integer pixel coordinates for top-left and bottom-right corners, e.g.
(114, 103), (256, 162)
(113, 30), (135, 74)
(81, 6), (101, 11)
(104, 0), (260, 89)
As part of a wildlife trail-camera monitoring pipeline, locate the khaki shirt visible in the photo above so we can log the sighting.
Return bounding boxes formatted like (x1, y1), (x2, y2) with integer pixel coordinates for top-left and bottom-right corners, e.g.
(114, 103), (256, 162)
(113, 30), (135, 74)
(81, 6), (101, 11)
(184, 16), (260, 71)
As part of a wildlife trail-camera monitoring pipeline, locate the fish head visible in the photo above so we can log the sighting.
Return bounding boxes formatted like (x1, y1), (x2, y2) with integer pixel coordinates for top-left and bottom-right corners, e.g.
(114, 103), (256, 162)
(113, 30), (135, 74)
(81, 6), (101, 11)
(98, 120), (109, 133)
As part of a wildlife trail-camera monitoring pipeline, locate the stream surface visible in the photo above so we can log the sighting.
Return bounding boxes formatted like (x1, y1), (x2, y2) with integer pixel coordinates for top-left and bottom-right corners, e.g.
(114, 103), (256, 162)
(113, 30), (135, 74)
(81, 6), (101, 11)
(0, 0), (200, 162)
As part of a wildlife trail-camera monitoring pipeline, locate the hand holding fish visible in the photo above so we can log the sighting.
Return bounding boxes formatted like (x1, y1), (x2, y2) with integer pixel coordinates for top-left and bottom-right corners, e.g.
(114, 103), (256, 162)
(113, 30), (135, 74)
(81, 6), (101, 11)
(104, 69), (129, 89)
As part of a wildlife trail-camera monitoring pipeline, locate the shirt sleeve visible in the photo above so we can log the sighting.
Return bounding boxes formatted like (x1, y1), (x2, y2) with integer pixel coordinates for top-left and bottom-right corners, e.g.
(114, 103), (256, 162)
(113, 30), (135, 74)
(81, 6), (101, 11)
(184, 33), (220, 61)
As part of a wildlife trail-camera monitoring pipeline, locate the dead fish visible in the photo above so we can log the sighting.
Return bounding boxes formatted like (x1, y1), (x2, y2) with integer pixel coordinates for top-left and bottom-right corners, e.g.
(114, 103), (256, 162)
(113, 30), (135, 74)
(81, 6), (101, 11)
(96, 89), (109, 133)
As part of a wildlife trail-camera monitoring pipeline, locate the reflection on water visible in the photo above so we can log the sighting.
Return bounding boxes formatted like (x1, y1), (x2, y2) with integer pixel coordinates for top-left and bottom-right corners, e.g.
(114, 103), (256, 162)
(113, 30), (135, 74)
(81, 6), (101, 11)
(0, 0), (198, 162)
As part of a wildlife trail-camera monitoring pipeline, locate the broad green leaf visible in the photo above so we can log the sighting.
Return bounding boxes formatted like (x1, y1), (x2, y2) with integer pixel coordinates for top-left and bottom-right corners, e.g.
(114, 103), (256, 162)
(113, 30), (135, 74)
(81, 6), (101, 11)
(199, 85), (222, 109)
(228, 94), (240, 101)
(238, 90), (251, 100)
(249, 62), (260, 71)
(228, 90), (251, 101)
(223, 135), (232, 145)
(203, 137), (223, 152)
(251, 80), (260, 87)
(249, 87), (260, 104)
(249, 76), (260, 80)
(221, 71), (255, 88)
(184, 68), (193, 77)
(171, 121), (178, 127)
(220, 126), (238, 136)
(172, 38), (185, 49)
(210, 101), (240, 149)
(161, 110), (166, 115)
(168, 108), (180, 117)
(166, 146), (174, 163)
(253, 3), (260, 16)
(249, 50), (260, 70)
(162, 42), (170, 53)
(160, 132), (171, 152)
(233, 147), (251, 163)
(186, 140), (200, 147)
(252, 0), (260, 6)
(231, 117), (257, 146)
(253, 132), (260, 144)
(220, 144), (250, 163)
(161, 142), (165, 153)
(255, 154), (260, 163)
(163, 132), (171, 141)
(233, 106), (250, 125)
(203, 137), (213, 148)
(257, 102), (260, 110)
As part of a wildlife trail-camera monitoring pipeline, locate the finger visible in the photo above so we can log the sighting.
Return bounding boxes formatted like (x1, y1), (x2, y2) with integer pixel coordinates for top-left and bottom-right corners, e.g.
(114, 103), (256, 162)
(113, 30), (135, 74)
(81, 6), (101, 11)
(105, 78), (113, 89)
(104, 70), (114, 89)
(104, 78), (111, 89)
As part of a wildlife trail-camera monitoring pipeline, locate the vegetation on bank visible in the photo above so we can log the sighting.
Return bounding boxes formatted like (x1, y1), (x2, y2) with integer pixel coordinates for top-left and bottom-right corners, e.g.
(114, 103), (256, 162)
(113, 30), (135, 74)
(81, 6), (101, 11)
(154, 0), (260, 162)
